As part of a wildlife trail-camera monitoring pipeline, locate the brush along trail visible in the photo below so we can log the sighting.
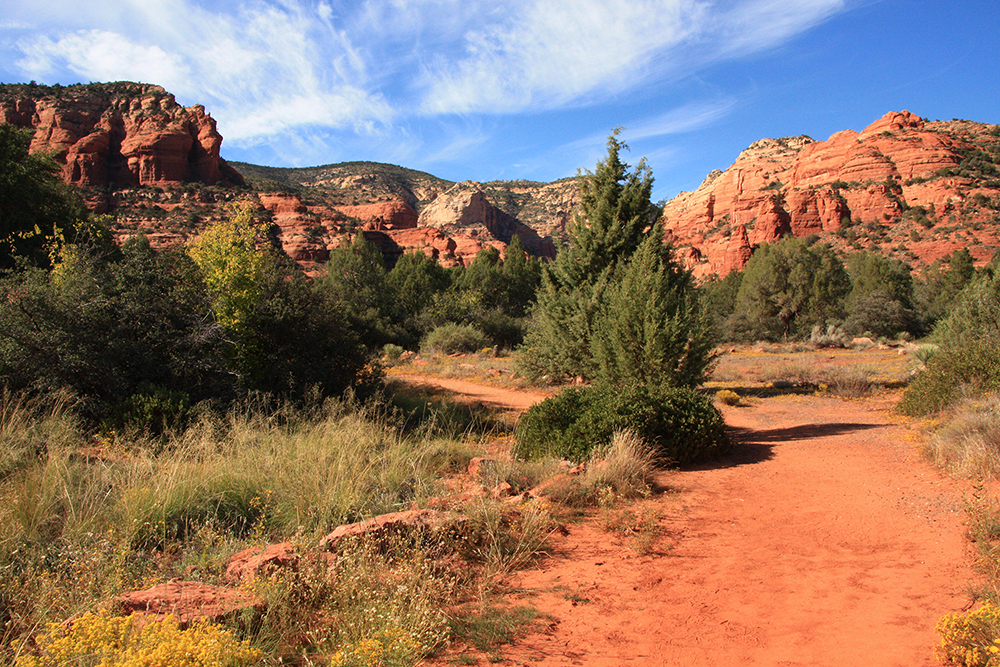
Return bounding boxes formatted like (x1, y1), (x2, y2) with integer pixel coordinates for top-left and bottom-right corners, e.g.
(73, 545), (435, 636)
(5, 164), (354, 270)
(402, 376), (973, 667)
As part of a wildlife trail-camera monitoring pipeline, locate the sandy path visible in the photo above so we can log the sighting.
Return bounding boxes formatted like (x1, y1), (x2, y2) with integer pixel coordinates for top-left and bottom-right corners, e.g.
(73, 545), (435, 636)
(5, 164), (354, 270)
(402, 377), (976, 666)
(392, 373), (551, 412)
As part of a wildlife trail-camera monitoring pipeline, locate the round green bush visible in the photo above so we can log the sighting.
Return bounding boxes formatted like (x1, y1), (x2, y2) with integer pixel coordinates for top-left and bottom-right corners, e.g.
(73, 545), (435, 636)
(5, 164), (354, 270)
(420, 323), (489, 355)
(899, 342), (1000, 416)
(514, 384), (730, 465)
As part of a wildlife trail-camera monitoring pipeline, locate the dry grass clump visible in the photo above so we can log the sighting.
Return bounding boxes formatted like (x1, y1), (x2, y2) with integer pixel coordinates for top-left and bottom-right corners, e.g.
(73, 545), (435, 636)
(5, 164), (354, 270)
(580, 430), (658, 499)
(819, 364), (880, 398)
(922, 397), (1000, 479)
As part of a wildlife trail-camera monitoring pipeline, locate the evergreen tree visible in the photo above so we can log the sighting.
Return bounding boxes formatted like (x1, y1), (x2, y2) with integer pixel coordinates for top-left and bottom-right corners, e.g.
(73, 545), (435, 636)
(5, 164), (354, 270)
(518, 131), (713, 386)
(317, 233), (392, 348)
(915, 248), (976, 326)
(521, 130), (654, 381)
(592, 223), (714, 388)
(843, 251), (917, 337)
(728, 237), (850, 341)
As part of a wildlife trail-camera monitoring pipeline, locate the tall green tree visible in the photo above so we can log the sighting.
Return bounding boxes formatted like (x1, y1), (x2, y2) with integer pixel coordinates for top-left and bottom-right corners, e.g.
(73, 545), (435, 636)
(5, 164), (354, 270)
(843, 251), (917, 337)
(915, 248), (976, 327)
(591, 223), (714, 388)
(519, 131), (713, 386)
(0, 124), (88, 269)
(728, 237), (850, 341)
(317, 233), (392, 348)
(520, 131), (655, 381)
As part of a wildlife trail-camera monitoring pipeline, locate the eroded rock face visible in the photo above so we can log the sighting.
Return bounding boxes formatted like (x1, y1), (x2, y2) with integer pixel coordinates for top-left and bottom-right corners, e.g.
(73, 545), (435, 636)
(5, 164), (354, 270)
(1, 82), (240, 188)
(336, 200), (419, 230)
(418, 182), (556, 260)
(661, 110), (1000, 277)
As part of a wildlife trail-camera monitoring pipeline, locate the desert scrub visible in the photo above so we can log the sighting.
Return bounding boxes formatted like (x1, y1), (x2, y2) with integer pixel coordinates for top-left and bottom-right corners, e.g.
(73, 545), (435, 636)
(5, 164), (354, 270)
(421, 323), (489, 355)
(935, 603), (1000, 667)
(462, 497), (556, 587)
(514, 383), (730, 464)
(245, 533), (453, 664)
(14, 612), (260, 667)
(715, 389), (741, 406)
(819, 364), (879, 397)
(923, 397), (1000, 479)
(899, 343), (1000, 416)
(0, 395), (468, 659)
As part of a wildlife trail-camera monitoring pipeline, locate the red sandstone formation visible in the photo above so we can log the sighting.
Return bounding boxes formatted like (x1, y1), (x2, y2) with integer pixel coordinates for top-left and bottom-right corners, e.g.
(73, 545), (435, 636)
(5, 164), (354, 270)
(1, 82), (241, 188)
(661, 111), (1000, 277)
(336, 200), (419, 230)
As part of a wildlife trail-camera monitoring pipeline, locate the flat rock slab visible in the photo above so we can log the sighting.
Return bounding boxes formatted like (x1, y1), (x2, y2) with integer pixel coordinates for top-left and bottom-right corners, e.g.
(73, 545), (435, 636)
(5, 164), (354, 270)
(320, 508), (467, 551)
(118, 581), (261, 625)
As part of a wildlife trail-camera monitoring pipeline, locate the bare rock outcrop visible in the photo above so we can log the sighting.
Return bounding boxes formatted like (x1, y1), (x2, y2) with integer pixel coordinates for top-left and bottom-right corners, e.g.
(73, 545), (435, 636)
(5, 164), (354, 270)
(319, 508), (468, 552)
(118, 581), (261, 625)
(1, 82), (241, 188)
(661, 110), (1000, 277)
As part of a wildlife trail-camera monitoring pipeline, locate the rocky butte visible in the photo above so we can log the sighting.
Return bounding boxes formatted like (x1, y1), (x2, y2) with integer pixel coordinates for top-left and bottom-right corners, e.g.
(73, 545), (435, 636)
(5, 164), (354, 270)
(0, 82), (577, 271)
(661, 110), (1000, 278)
(3, 82), (998, 277)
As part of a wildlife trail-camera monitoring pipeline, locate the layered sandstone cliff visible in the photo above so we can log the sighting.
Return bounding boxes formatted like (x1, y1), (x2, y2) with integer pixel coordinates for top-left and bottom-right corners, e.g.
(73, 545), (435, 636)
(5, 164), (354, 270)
(0, 82), (242, 189)
(661, 111), (1000, 277)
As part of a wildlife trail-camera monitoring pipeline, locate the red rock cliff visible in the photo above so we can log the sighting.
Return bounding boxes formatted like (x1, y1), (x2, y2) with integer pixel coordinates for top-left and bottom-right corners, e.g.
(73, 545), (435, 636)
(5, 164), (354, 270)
(0, 82), (241, 188)
(661, 111), (1000, 277)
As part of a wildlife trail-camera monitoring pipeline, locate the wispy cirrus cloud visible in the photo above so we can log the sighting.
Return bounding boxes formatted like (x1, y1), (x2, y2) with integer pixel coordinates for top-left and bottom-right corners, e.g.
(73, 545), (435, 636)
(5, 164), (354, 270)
(1, 0), (852, 176)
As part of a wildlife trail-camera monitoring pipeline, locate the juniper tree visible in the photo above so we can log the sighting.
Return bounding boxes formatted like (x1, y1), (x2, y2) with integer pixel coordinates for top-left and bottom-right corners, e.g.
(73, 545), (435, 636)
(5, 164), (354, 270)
(592, 223), (715, 388)
(727, 237), (850, 341)
(518, 131), (714, 387)
(519, 131), (654, 380)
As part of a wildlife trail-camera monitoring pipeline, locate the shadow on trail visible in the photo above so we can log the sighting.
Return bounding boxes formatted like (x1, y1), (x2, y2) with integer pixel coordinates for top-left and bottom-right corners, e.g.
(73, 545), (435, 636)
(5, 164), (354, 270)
(685, 421), (885, 471)
(741, 422), (884, 444)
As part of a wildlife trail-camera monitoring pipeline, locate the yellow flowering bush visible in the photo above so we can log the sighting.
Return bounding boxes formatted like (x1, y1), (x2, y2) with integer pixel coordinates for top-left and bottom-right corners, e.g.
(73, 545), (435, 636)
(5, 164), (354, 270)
(715, 389), (741, 406)
(15, 612), (261, 667)
(328, 628), (422, 667)
(936, 602), (1000, 666)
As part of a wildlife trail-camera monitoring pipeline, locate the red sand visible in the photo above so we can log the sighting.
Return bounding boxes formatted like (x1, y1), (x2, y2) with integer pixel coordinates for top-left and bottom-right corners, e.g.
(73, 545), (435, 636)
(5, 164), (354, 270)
(409, 380), (975, 667)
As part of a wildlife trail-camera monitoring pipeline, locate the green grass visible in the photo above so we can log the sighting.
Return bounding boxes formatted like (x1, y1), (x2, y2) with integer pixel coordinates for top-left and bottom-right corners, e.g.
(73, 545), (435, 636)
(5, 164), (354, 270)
(0, 386), (576, 666)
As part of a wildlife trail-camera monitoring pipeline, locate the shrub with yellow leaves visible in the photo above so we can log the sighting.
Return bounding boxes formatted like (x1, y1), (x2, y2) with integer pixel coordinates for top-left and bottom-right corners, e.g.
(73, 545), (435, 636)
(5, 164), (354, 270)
(15, 612), (260, 667)
(936, 602), (1000, 667)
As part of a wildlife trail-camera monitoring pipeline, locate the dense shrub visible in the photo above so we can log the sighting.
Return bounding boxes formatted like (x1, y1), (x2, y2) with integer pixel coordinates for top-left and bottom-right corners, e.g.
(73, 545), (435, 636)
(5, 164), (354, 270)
(472, 310), (526, 350)
(935, 602), (1000, 667)
(898, 343), (1000, 416)
(514, 384), (730, 464)
(421, 323), (489, 355)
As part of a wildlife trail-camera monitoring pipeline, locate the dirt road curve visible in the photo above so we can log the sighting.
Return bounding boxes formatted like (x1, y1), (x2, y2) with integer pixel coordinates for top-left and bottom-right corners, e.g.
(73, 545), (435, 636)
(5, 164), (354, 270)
(406, 378), (975, 667)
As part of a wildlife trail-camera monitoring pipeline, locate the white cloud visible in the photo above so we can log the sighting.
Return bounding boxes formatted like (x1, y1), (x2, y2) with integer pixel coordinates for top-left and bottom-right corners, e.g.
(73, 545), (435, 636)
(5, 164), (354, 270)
(416, 0), (849, 115)
(17, 30), (189, 89)
(3, 0), (850, 162)
(626, 99), (738, 139)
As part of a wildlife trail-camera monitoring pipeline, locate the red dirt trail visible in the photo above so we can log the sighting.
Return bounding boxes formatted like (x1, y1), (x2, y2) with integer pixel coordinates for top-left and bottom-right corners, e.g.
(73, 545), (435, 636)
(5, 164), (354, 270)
(408, 379), (976, 667)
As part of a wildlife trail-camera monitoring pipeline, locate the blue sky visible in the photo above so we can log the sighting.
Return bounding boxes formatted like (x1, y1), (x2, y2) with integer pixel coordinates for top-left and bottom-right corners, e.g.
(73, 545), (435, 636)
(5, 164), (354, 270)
(1, 0), (998, 202)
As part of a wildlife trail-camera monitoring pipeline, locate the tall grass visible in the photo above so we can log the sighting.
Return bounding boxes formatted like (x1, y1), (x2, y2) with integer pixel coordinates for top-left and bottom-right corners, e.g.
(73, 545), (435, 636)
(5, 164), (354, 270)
(922, 397), (1000, 479)
(0, 394), (471, 663)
